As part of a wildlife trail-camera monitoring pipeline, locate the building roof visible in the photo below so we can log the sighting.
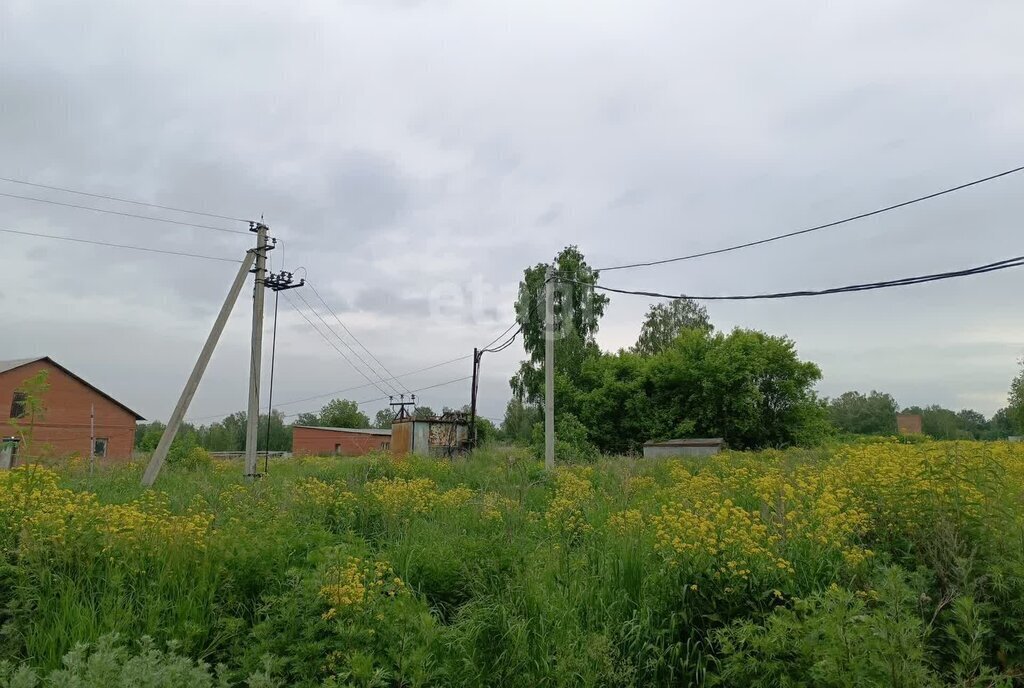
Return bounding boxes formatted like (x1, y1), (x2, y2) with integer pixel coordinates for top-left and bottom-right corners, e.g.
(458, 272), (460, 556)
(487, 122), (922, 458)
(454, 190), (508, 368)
(643, 437), (723, 447)
(293, 425), (392, 436)
(0, 356), (144, 420)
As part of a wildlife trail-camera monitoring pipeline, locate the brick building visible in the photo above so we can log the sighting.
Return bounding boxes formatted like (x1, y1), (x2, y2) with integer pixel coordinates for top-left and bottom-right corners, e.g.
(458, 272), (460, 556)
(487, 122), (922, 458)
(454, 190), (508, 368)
(896, 413), (924, 435)
(291, 425), (391, 456)
(1, 357), (143, 461)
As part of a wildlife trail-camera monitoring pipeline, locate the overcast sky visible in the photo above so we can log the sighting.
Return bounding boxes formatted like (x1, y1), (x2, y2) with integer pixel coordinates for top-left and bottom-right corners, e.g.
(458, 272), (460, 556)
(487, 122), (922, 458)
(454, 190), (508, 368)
(2, 1), (1023, 425)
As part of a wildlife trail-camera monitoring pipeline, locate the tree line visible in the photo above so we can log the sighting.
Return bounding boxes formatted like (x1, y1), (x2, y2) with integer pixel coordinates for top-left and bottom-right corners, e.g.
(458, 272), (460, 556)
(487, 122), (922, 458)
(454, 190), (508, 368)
(138, 245), (1024, 455)
(827, 389), (1019, 440)
(500, 246), (1024, 456)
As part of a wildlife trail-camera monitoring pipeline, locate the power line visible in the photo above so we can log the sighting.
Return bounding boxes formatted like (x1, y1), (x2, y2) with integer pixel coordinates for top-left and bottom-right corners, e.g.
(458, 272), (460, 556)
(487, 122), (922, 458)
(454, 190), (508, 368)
(304, 280), (410, 395)
(278, 375), (474, 418)
(283, 292), (395, 398)
(1, 227), (242, 263)
(481, 321), (519, 350)
(0, 190), (251, 236)
(289, 289), (402, 397)
(598, 163), (1024, 271)
(568, 253), (1024, 301)
(0, 175), (254, 223)
(481, 325), (522, 353)
(351, 375), (474, 409)
(186, 354), (472, 423)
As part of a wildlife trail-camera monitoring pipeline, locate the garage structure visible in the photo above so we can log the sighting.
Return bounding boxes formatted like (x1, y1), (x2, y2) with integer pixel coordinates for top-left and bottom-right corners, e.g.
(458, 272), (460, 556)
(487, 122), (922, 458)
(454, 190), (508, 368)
(291, 425), (392, 456)
(0, 356), (143, 462)
(642, 438), (723, 458)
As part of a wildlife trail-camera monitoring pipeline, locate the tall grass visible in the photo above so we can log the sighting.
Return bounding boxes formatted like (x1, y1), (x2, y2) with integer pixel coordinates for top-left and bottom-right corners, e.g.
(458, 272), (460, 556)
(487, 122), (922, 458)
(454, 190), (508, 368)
(0, 441), (1022, 685)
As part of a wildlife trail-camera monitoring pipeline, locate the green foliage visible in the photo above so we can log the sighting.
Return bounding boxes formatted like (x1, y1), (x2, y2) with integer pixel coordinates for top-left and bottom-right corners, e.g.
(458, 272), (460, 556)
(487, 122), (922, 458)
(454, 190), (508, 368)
(634, 298), (712, 357)
(0, 634), (249, 687)
(245, 550), (438, 686)
(471, 416), (498, 445)
(986, 407), (1015, 439)
(318, 399), (370, 429)
(135, 422), (166, 452)
(715, 567), (940, 688)
(900, 404), (999, 440)
(165, 433), (211, 469)
(507, 247), (826, 452)
(569, 328), (828, 452)
(828, 390), (898, 435)
(9, 441), (1024, 686)
(371, 408), (395, 429)
(412, 406), (435, 420)
(291, 399), (370, 430)
(1007, 358), (1024, 434)
(531, 412), (598, 463)
(511, 246), (608, 403)
(500, 399), (541, 445)
(9, 370), (49, 455)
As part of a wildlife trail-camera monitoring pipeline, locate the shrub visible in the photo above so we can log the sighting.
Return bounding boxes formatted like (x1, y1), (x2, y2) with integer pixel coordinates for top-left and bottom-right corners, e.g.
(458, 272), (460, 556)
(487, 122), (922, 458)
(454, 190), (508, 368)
(0, 634), (278, 687)
(531, 413), (598, 463)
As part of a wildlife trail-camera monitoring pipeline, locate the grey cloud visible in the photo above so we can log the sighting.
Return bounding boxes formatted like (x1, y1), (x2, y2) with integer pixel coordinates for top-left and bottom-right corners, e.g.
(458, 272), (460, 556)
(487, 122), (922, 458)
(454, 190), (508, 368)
(3, 0), (1024, 422)
(535, 204), (562, 226)
(351, 287), (428, 317)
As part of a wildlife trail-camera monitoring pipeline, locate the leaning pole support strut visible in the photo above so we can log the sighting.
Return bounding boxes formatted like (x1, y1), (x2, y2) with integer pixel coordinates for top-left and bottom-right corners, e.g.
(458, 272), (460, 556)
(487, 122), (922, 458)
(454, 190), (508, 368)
(141, 250), (257, 487)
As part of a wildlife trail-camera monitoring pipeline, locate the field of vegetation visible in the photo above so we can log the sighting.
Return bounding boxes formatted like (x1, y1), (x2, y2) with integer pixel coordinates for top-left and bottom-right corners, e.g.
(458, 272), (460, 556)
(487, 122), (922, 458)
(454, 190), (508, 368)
(2, 440), (1024, 686)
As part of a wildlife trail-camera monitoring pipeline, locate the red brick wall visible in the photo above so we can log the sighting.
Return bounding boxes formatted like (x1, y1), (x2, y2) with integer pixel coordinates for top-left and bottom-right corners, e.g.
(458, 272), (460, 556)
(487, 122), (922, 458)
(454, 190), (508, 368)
(0, 360), (138, 461)
(292, 426), (390, 456)
(897, 414), (923, 435)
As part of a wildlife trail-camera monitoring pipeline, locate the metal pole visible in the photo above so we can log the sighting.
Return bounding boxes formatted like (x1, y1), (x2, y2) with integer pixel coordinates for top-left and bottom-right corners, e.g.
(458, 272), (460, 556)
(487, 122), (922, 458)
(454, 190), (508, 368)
(544, 265), (555, 469)
(244, 223), (268, 479)
(141, 251), (257, 486)
(263, 289), (280, 474)
(89, 403), (95, 475)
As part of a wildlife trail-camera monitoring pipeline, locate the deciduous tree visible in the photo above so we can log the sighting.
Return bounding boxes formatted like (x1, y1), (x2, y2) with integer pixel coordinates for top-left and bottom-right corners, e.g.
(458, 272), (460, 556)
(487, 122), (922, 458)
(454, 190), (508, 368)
(828, 391), (898, 435)
(634, 298), (712, 356)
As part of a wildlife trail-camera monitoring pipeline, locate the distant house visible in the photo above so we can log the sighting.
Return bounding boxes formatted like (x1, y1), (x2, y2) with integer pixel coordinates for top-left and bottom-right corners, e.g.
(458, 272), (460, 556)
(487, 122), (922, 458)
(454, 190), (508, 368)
(291, 425), (391, 456)
(0, 356), (143, 461)
(897, 414), (923, 435)
(643, 438), (723, 458)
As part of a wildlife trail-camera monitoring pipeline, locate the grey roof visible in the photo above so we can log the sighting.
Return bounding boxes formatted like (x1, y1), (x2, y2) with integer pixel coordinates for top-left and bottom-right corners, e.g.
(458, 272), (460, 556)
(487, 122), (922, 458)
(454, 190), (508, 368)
(0, 358), (42, 375)
(293, 425), (392, 436)
(0, 356), (144, 420)
(643, 438), (723, 447)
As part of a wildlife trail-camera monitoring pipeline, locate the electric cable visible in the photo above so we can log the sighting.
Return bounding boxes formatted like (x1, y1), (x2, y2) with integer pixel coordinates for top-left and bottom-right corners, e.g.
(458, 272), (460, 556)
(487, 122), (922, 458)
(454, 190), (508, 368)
(598, 163), (1024, 271)
(566, 253), (1024, 302)
(304, 280), (410, 395)
(185, 355), (472, 423)
(0, 175), (254, 223)
(290, 289), (402, 397)
(0, 190), (250, 235)
(282, 292), (395, 398)
(1, 227), (242, 263)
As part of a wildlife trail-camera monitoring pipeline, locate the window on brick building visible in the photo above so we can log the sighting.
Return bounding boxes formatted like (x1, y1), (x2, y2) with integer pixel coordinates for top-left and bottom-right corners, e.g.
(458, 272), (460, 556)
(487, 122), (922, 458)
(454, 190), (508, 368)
(93, 438), (108, 458)
(9, 392), (27, 419)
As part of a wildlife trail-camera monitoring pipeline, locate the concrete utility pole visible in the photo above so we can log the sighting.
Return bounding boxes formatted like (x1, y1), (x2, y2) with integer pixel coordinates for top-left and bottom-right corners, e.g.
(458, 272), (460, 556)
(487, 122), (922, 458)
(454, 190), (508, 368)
(141, 250), (257, 487)
(544, 264), (555, 469)
(244, 222), (269, 479)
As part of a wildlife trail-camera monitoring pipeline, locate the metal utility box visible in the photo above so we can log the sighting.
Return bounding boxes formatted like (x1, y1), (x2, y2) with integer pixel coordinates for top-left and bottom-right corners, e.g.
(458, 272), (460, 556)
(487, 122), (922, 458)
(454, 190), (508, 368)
(0, 437), (20, 469)
(391, 414), (469, 458)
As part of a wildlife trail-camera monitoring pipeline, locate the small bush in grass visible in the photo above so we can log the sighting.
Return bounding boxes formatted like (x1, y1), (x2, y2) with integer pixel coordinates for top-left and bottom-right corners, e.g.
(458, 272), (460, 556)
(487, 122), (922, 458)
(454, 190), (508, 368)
(0, 633), (279, 687)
